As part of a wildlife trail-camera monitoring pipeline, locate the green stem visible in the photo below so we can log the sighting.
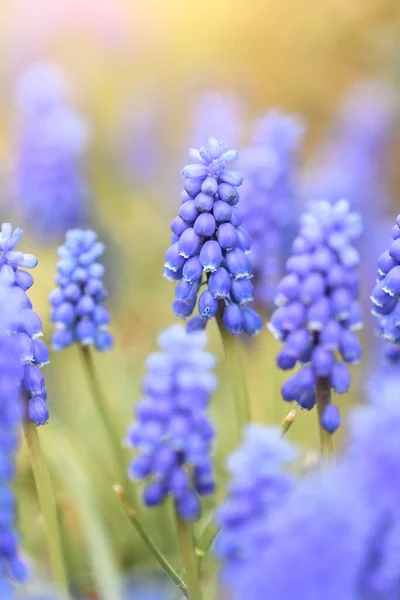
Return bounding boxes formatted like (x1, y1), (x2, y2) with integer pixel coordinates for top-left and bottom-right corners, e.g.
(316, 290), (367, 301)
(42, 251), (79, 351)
(216, 316), (251, 432)
(114, 486), (188, 597)
(80, 347), (132, 493)
(280, 409), (296, 437)
(24, 421), (69, 596)
(316, 377), (335, 462)
(195, 517), (219, 575)
(174, 508), (202, 600)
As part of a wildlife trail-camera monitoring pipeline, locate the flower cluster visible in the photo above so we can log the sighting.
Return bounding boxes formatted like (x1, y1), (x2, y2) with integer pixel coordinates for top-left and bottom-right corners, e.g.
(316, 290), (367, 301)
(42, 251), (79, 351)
(240, 110), (304, 310)
(269, 200), (362, 432)
(164, 137), (262, 336)
(0, 224), (50, 426)
(371, 215), (400, 347)
(49, 229), (113, 352)
(216, 425), (296, 584)
(126, 324), (217, 521)
(15, 63), (89, 239)
(224, 389), (400, 600)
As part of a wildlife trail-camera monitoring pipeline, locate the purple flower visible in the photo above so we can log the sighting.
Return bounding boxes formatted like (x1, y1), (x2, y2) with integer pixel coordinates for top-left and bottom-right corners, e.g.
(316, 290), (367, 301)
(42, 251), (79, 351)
(126, 324), (217, 521)
(240, 110), (305, 310)
(216, 425), (296, 584)
(269, 200), (362, 430)
(0, 223), (49, 426)
(0, 285), (31, 587)
(221, 391), (400, 600)
(15, 63), (89, 239)
(164, 137), (262, 336)
(49, 229), (113, 352)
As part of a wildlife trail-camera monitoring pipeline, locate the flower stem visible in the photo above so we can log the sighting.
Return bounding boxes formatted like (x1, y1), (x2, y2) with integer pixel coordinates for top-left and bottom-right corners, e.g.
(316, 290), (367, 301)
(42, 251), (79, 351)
(80, 347), (133, 497)
(316, 377), (335, 462)
(174, 508), (203, 600)
(114, 486), (188, 597)
(24, 421), (69, 596)
(216, 316), (251, 432)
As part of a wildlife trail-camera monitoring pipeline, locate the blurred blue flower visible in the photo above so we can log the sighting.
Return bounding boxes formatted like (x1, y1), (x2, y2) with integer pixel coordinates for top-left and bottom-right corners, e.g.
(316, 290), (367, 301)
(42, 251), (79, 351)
(164, 137), (262, 336)
(240, 110), (304, 310)
(126, 324), (217, 521)
(190, 91), (244, 150)
(0, 284), (31, 588)
(0, 223), (49, 426)
(269, 200), (362, 430)
(15, 63), (89, 239)
(49, 229), (114, 353)
(216, 424), (296, 584)
(223, 391), (400, 600)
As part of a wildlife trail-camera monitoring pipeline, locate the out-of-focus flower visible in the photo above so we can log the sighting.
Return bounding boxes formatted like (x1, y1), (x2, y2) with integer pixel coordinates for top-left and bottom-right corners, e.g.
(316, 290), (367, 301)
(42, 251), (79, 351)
(269, 200), (362, 431)
(216, 425), (296, 584)
(164, 137), (262, 336)
(222, 390), (400, 600)
(240, 110), (305, 310)
(190, 91), (244, 150)
(126, 324), (217, 521)
(0, 223), (49, 426)
(0, 283), (31, 589)
(14, 63), (89, 239)
(49, 229), (113, 352)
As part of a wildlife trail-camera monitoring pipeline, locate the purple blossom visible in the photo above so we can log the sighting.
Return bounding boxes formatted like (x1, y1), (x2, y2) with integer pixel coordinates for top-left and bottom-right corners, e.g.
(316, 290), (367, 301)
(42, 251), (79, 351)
(126, 324), (217, 521)
(49, 229), (113, 352)
(0, 223), (49, 426)
(15, 63), (89, 239)
(240, 110), (305, 310)
(221, 391), (400, 600)
(269, 200), (362, 430)
(164, 137), (262, 336)
(216, 425), (297, 584)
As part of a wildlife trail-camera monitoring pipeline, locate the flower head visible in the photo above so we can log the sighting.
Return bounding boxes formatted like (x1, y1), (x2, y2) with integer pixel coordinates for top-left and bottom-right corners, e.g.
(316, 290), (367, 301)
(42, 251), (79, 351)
(0, 223), (49, 426)
(164, 137), (262, 336)
(126, 324), (217, 521)
(371, 214), (400, 353)
(269, 200), (362, 430)
(49, 229), (113, 352)
(216, 424), (296, 584)
(15, 63), (89, 239)
(240, 110), (304, 310)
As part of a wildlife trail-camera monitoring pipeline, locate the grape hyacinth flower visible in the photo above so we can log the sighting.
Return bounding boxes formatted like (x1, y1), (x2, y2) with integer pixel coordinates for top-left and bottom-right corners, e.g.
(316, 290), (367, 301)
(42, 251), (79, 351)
(269, 200), (362, 432)
(0, 223), (50, 426)
(164, 137), (262, 336)
(216, 425), (296, 584)
(371, 214), (400, 349)
(15, 63), (89, 239)
(226, 390), (400, 600)
(126, 324), (217, 521)
(49, 229), (113, 352)
(240, 110), (304, 310)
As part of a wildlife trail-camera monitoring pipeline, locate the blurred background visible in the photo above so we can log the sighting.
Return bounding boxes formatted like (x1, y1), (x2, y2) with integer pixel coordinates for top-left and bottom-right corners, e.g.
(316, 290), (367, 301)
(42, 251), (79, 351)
(1, 0), (400, 597)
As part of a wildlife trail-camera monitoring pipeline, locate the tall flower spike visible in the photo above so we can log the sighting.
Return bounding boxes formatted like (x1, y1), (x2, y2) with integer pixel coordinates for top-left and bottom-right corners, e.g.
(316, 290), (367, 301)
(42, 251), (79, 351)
(216, 425), (297, 585)
(164, 137), (262, 336)
(269, 200), (362, 432)
(240, 110), (305, 311)
(0, 223), (50, 426)
(49, 229), (114, 352)
(15, 63), (89, 239)
(126, 324), (217, 521)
